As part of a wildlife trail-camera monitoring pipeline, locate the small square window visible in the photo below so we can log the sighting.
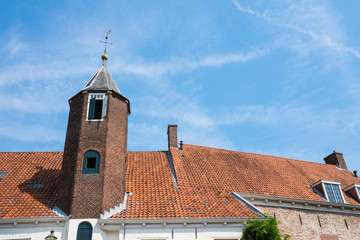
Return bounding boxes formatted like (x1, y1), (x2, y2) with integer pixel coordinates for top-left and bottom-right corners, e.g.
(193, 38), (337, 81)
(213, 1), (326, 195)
(82, 150), (100, 174)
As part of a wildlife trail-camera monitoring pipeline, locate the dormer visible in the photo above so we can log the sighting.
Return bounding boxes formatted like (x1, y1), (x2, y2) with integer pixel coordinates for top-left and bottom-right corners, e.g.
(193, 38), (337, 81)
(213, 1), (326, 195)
(344, 184), (360, 203)
(311, 180), (346, 203)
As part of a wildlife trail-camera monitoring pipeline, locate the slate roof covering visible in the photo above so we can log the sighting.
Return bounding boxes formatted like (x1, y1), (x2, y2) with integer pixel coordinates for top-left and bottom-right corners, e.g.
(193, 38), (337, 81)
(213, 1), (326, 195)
(1, 144), (360, 219)
(83, 64), (126, 99)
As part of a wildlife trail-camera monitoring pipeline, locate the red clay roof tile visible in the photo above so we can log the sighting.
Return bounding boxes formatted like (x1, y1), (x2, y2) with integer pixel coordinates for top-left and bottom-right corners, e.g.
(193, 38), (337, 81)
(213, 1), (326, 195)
(111, 151), (256, 219)
(170, 144), (360, 205)
(1, 144), (360, 219)
(0, 152), (63, 218)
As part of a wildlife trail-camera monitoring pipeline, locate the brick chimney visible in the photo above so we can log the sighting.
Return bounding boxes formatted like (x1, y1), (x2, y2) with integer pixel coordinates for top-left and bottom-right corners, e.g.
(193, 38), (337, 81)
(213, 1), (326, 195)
(324, 151), (348, 170)
(167, 124), (178, 149)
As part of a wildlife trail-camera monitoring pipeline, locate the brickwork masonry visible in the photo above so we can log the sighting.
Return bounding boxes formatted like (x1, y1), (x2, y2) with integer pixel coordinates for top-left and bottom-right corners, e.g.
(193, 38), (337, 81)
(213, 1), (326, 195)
(260, 206), (360, 240)
(58, 91), (129, 218)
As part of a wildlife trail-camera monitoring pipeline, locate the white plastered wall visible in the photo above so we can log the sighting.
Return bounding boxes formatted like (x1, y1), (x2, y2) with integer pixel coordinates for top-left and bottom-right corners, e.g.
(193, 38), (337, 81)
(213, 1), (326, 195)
(0, 220), (244, 240)
(118, 227), (243, 240)
(0, 225), (65, 240)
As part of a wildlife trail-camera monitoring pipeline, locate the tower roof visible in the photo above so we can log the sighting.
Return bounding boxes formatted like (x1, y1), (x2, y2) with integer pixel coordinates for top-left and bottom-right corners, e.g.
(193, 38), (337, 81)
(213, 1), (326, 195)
(83, 63), (124, 97)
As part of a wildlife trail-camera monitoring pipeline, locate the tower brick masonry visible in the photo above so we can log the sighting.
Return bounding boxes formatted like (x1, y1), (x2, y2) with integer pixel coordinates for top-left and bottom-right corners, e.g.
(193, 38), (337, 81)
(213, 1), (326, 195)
(57, 61), (130, 218)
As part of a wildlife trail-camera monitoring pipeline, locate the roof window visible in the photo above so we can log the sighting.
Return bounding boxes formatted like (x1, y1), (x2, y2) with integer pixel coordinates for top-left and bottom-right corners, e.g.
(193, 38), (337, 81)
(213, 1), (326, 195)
(311, 180), (345, 203)
(28, 183), (42, 188)
(0, 171), (8, 178)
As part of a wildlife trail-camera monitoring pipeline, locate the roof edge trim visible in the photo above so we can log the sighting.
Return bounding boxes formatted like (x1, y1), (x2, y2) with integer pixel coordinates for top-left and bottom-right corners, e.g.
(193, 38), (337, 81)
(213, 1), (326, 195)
(99, 217), (265, 225)
(238, 193), (360, 215)
(231, 192), (263, 216)
(167, 151), (178, 188)
(0, 216), (70, 224)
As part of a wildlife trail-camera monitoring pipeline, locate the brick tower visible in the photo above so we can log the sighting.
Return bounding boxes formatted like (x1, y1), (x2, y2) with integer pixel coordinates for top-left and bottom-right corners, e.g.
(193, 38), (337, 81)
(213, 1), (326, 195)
(57, 53), (130, 218)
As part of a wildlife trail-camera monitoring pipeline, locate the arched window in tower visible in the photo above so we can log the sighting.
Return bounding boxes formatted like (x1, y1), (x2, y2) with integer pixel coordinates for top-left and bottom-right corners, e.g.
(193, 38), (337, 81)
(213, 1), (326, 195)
(82, 150), (100, 174)
(76, 222), (92, 240)
(87, 93), (108, 120)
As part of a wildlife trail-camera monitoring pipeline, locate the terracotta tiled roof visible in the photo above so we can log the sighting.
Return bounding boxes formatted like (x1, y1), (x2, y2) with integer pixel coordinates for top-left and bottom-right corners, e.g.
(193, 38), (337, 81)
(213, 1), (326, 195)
(169, 144), (360, 205)
(111, 151), (256, 219)
(0, 152), (63, 218)
(2, 143), (360, 219)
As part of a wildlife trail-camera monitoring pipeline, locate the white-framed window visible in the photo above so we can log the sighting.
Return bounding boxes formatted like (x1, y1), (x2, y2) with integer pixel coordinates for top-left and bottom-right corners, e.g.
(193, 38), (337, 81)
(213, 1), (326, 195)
(87, 93), (107, 121)
(311, 180), (345, 203)
(324, 183), (344, 203)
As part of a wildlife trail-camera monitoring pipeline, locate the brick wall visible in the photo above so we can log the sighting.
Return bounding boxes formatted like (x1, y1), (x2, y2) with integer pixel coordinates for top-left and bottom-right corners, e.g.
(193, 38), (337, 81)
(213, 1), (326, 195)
(260, 206), (360, 240)
(167, 125), (178, 149)
(57, 93), (84, 215)
(102, 93), (128, 212)
(58, 91), (129, 218)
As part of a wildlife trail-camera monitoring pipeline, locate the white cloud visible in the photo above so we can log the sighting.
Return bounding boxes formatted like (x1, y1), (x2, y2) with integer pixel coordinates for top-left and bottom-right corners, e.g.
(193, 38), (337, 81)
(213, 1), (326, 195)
(6, 36), (26, 56)
(0, 59), (97, 86)
(232, 0), (360, 59)
(0, 121), (64, 142)
(113, 50), (264, 78)
(0, 49), (263, 87)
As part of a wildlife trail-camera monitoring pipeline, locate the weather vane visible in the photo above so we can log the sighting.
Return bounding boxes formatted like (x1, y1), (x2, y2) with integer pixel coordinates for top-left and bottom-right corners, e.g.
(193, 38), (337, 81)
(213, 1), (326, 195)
(100, 30), (112, 55)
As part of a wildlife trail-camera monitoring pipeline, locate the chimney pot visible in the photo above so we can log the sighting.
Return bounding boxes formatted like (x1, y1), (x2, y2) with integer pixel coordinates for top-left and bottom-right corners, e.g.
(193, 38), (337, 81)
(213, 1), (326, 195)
(324, 151), (348, 170)
(180, 141), (183, 150)
(167, 125), (178, 149)
(354, 170), (358, 178)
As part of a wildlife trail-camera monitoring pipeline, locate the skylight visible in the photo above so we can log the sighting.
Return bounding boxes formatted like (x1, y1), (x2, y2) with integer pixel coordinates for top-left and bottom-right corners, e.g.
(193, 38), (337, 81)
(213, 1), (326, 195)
(0, 171), (8, 178)
(28, 183), (42, 188)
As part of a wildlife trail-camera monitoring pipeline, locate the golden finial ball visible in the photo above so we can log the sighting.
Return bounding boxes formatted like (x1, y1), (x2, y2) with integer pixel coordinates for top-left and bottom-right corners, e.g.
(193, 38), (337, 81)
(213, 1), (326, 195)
(101, 54), (108, 60)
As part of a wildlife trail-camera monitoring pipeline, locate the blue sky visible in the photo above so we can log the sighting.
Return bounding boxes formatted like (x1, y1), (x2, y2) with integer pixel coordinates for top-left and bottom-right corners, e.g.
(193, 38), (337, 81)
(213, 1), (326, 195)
(1, 0), (360, 172)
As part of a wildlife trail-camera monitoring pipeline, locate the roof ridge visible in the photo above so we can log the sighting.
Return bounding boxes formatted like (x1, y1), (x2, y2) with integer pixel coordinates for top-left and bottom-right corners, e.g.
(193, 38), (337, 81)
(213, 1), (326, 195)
(127, 150), (168, 153)
(180, 143), (346, 168)
(0, 151), (63, 154)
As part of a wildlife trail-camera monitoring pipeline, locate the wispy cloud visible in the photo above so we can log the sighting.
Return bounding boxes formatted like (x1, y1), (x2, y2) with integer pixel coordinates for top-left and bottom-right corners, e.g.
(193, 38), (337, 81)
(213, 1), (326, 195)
(0, 121), (64, 142)
(114, 50), (264, 78)
(232, 0), (360, 59)
(0, 59), (97, 86)
(0, 49), (263, 87)
(218, 103), (359, 130)
(6, 36), (26, 56)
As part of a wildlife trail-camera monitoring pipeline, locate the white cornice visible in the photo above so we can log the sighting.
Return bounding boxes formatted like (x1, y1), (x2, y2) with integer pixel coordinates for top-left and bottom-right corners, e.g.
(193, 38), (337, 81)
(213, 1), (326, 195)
(0, 216), (69, 229)
(238, 193), (360, 215)
(98, 217), (265, 231)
